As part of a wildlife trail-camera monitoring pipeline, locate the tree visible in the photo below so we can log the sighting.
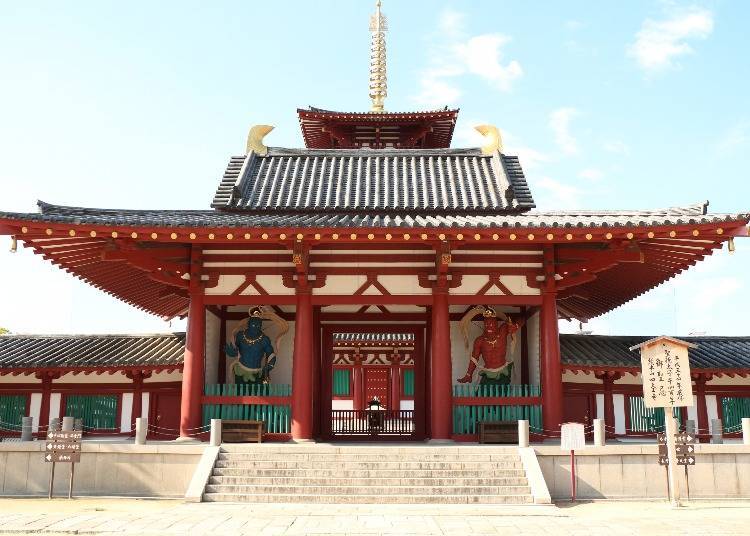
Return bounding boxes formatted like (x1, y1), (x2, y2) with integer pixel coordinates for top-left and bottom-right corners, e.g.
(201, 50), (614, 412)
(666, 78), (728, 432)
(0, 327), (9, 335)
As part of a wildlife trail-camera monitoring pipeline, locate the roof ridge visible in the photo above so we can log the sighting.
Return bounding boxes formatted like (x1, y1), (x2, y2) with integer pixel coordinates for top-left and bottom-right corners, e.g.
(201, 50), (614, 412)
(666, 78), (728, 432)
(0, 332), (185, 339)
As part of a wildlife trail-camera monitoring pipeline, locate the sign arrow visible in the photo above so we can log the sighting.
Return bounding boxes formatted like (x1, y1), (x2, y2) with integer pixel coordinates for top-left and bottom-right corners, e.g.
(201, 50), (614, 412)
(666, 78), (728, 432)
(45, 453), (52, 462)
(46, 443), (53, 450)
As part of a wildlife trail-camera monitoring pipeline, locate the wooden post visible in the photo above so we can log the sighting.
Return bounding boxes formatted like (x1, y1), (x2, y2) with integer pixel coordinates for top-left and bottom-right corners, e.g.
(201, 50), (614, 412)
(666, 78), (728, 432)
(540, 246), (563, 436)
(389, 353), (401, 413)
(352, 353), (364, 411)
(429, 279), (452, 441)
(179, 246), (205, 439)
(291, 285), (313, 440)
(694, 374), (710, 443)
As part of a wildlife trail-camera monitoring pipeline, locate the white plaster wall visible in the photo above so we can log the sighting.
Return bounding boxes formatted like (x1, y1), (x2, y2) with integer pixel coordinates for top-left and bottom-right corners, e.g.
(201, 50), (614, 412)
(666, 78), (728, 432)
(595, 393), (604, 420)
(563, 371), (598, 384)
(332, 400), (354, 410)
(314, 274), (368, 295)
(613, 394), (626, 434)
(687, 395), (698, 424)
(378, 275), (431, 295)
(29, 393), (42, 432)
(0, 376), (40, 384)
(120, 393), (133, 433)
(141, 393), (150, 420)
(706, 394), (719, 432)
(55, 372), (131, 384)
(204, 309), (220, 385)
(144, 371), (182, 383)
(400, 400), (415, 411)
(48, 393), (61, 424)
(224, 318), (295, 386)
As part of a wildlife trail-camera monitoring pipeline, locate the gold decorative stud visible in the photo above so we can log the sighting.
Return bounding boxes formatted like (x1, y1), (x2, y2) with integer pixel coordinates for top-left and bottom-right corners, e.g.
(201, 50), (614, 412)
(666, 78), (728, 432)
(605, 233), (613, 240)
(669, 230), (676, 238)
(151, 233), (158, 239)
(527, 233), (535, 241)
(262, 233), (269, 240)
(296, 233), (303, 240)
(111, 231), (118, 238)
(717, 228), (724, 235)
(244, 233), (251, 239)
(385, 233), (392, 240)
(21, 227), (28, 233)
(131, 232), (138, 239)
(492, 233), (499, 241)
(420, 233), (428, 240)
(647, 231), (655, 238)
(208, 233), (215, 240)
(585, 233), (593, 240)
(566, 233), (573, 240)
(69, 230), (76, 237)
(279, 233), (286, 240)
(350, 233), (357, 240)
(403, 233), (410, 240)
(510, 233), (517, 241)
(171, 233), (178, 240)
(546, 233), (554, 241)
(189, 233), (197, 240)
(89, 231), (97, 238)
(692, 229), (699, 237)
(314, 233), (321, 240)
(332, 233), (339, 240)
(626, 232), (634, 240)
(45, 228), (53, 236)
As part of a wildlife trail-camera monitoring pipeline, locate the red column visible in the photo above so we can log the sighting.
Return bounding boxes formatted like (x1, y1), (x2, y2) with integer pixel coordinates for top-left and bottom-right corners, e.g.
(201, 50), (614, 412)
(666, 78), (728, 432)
(352, 354), (364, 411)
(694, 374), (710, 443)
(291, 286), (313, 440)
(430, 281), (452, 440)
(389, 353), (401, 413)
(540, 291), (563, 435)
(130, 372), (144, 435)
(179, 246), (205, 439)
(603, 377), (615, 438)
(36, 372), (54, 433)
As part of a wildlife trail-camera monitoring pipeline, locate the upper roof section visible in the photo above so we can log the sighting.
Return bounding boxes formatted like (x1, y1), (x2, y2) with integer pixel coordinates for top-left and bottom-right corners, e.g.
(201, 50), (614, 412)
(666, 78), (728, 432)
(297, 107), (459, 149)
(0, 333), (185, 373)
(211, 147), (534, 213)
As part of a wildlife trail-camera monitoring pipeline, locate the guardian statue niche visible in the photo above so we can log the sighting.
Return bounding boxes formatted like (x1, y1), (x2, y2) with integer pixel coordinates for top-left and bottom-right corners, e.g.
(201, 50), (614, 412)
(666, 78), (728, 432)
(457, 306), (524, 386)
(226, 307), (288, 385)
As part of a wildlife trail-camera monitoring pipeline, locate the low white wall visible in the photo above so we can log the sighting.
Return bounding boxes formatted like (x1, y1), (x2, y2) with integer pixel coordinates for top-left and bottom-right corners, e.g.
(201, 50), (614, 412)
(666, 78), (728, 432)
(0, 442), (203, 498)
(535, 444), (750, 500)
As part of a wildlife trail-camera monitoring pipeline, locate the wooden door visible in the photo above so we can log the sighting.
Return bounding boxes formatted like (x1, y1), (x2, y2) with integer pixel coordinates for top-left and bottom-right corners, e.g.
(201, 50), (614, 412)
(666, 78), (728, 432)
(148, 392), (181, 440)
(563, 393), (593, 428)
(364, 368), (389, 409)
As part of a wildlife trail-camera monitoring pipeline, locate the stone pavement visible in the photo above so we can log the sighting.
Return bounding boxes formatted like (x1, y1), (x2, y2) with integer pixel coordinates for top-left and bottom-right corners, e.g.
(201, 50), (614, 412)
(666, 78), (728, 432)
(0, 498), (748, 535)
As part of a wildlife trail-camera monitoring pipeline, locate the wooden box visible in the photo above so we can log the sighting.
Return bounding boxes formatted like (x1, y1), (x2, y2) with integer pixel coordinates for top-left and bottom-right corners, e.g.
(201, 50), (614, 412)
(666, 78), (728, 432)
(221, 419), (264, 443)
(478, 421), (517, 444)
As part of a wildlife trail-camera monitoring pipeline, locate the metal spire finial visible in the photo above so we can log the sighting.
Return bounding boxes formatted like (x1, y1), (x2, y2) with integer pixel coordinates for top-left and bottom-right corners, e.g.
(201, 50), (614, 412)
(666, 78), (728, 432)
(369, 0), (388, 112)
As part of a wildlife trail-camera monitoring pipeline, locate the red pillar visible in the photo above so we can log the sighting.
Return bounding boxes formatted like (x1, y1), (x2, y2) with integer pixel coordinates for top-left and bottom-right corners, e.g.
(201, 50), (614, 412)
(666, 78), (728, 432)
(179, 246), (205, 439)
(389, 354), (401, 413)
(130, 372), (145, 435)
(430, 281), (452, 440)
(603, 376), (615, 438)
(694, 374), (710, 443)
(291, 286), (314, 440)
(540, 247), (563, 436)
(36, 372), (54, 433)
(352, 353), (364, 411)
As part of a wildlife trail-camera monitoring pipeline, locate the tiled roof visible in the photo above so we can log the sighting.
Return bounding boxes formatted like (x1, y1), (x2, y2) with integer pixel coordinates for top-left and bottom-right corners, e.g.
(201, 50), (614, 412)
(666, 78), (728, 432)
(333, 333), (415, 344)
(211, 148), (535, 212)
(0, 333), (185, 371)
(560, 334), (750, 370)
(2, 201), (743, 230)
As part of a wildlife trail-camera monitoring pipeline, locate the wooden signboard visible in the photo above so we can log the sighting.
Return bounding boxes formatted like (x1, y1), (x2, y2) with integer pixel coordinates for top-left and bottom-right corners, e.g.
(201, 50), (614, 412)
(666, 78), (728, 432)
(638, 337), (694, 408)
(631, 336), (698, 507)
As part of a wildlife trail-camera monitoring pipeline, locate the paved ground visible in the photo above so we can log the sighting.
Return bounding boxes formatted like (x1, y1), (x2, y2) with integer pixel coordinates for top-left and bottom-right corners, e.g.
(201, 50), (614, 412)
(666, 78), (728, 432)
(0, 498), (748, 535)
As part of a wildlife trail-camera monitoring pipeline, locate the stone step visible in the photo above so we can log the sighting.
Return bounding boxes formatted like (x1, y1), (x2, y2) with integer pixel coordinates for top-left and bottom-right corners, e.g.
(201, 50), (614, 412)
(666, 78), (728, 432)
(216, 452), (520, 462)
(203, 484), (532, 496)
(211, 467), (528, 478)
(202, 493), (534, 504)
(213, 460), (524, 470)
(208, 475), (529, 487)
(219, 446), (521, 454)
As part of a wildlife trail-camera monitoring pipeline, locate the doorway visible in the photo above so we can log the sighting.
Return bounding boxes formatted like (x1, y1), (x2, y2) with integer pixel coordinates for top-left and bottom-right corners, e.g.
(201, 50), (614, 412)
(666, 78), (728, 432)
(321, 325), (425, 441)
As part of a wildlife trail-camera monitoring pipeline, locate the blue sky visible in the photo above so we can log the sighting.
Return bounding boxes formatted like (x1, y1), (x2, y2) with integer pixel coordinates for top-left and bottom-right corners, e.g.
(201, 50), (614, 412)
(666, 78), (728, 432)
(0, 0), (748, 336)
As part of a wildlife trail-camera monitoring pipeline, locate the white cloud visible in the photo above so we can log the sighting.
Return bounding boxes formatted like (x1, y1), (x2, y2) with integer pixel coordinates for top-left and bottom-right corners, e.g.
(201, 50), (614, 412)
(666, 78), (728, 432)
(579, 168), (603, 181)
(534, 176), (582, 210)
(628, 8), (714, 72)
(716, 120), (750, 154)
(549, 107), (579, 155)
(602, 140), (631, 155)
(412, 9), (522, 108)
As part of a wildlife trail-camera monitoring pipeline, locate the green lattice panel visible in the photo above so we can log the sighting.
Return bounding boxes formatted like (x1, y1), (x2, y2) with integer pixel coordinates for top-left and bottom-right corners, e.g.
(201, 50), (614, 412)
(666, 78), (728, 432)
(333, 369), (351, 396)
(65, 395), (117, 430)
(0, 395), (26, 430)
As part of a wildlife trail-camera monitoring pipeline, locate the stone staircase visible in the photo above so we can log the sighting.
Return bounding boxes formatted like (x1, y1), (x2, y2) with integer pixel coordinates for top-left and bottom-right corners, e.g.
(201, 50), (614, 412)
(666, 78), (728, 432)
(202, 445), (535, 504)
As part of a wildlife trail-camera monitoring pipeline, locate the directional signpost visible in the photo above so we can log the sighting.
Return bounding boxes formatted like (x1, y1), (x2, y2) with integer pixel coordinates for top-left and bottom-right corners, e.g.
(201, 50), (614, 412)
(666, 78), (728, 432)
(45, 429), (82, 499)
(631, 336), (696, 507)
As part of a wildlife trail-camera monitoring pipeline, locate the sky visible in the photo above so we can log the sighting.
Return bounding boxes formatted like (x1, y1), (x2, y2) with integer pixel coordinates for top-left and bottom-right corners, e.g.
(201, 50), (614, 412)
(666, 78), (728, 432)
(0, 0), (748, 336)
